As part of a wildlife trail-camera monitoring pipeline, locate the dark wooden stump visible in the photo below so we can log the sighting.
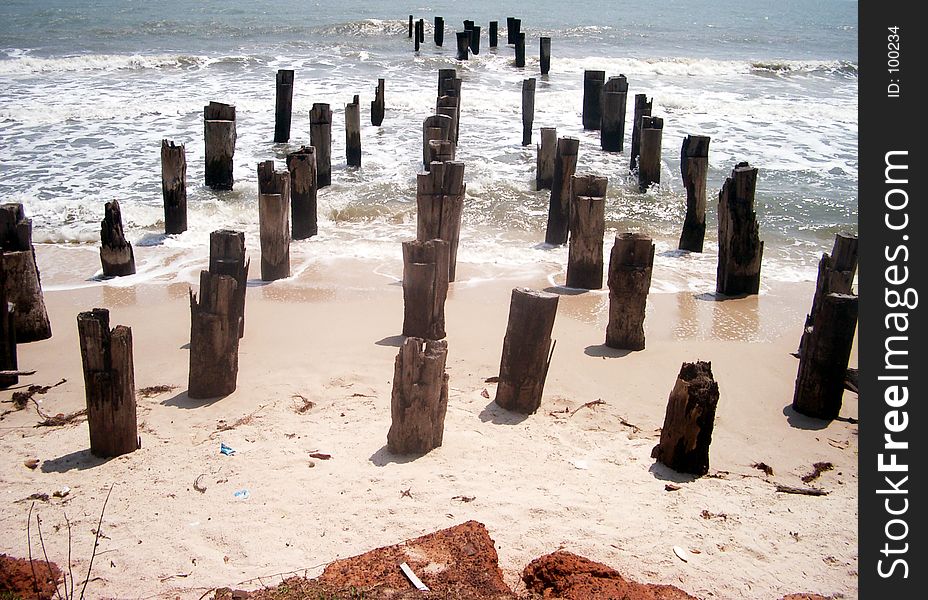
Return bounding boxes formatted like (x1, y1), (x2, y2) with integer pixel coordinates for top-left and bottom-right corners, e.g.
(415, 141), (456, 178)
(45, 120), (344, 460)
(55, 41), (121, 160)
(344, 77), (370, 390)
(437, 70), (462, 144)
(100, 200), (136, 277)
(601, 75), (628, 152)
(540, 37), (551, 75)
(792, 293), (858, 420)
(0, 256), (17, 389)
(427, 139), (456, 165)
(418, 19), (424, 43)
(310, 103), (333, 188)
(807, 233), (858, 326)
(489, 21), (498, 48)
(204, 102), (236, 190)
(414, 19), (421, 51)
(651, 361), (719, 476)
(0, 203), (51, 343)
(515, 33), (526, 67)
(434, 17), (444, 46)
(494, 288), (559, 414)
(161, 139), (187, 234)
(511, 19), (522, 45)
(408, 15), (413, 38)
(371, 78), (385, 126)
(470, 25), (481, 54)
(678, 135), (711, 252)
(582, 70), (606, 130)
(257, 161), (291, 281)
(417, 161), (465, 282)
(286, 146), (319, 240)
(346, 95), (361, 167)
(716, 162), (763, 296)
(209, 230), (248, 339)
(422, 114), (453, 170)
(436, 95), (459, 145)
(456, 31), (470, 60)
(274, 69), (294, 143)
(606, 233), (655, 350)
(536, 127), (556, 191)
(188, 271), (240, 399)
(566, 175), (608, 289)
(522, 78), (536, 146)
(629, 94), (652, 171)
(387, 337), (449, 455)
(506, 17), (515, 45)
(402, 239), (450, 340)
(77, 308), (138, 458)
(544, 137), (580, 245)
(637, 115), (663, 192)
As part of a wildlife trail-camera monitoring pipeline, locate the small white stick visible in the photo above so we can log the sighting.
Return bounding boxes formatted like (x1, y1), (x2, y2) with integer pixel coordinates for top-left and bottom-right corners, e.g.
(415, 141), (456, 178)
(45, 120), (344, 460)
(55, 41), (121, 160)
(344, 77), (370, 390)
(400, 561), (430, 592)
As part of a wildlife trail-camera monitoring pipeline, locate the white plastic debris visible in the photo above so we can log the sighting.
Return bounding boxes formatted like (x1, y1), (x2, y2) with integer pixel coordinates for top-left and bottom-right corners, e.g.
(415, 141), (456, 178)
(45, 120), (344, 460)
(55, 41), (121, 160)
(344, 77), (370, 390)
(400, 561), (429, 592)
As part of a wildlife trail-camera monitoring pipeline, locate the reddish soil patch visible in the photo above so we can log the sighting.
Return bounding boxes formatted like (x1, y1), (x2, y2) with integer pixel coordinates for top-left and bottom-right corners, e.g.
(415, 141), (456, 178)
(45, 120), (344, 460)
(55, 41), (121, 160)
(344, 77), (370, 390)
(0, 554), (63, 600)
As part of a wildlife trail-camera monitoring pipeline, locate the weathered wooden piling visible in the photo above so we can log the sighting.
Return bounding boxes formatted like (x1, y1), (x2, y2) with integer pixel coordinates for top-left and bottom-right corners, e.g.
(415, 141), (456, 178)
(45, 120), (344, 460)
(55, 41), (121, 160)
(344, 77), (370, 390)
(678, 135), (711, 252)
(511, 18), (521, 44)
(456, 31), (470, 60)
(408, 15), (413, 38)
(606, 233), (655, 350)
(371, 79), (385, 126)
(160, 139), (187, 234)
(436, 95), (459, 145)
(188, 271), (240, 399)
(0, 204), (51, 343)
(582, 70), (606, 130)
(402, 239), (450, 340)
(536, 127), (557, 190)
(716, 162), (764, 296)
(346, 95), (361, 167)
(522, 78), (536, 146)
(792, 293), (858, 420)
(0, 259), (17, 389)
(204, 102), (236, 190)
(629, 94), (652, 171)
(566, 174), (608, 289)
(427, 139), (456, 165)
(418, 19), (425, 43)
(540, 37), (551, 75)
(637, 115), (663, 192)
(434, 17), (444, 46)
(387, 337), (449, 455)
(601, 75), (628, 152)
(414, 20), (421, 51)
(652, 361), (720, 476)
(506, 18), (515, 44)
(494, 288), (559, 414)
(257, 161), (291, 281)
(422, 114), (453, 170)
(274, 69), (294, 143)
(470, 25), (481, 54)
(437, 70), (462, 143)
(806, 234), (858, 325)
(100, 200), (136, 277)
(286, 146), (318, 240)
(310, 103), (332, 188)
(489, 21), (498, 48)
(417, 161), (465, 282)
(515, 32), (526, 67)
(544, 137), (580, 245)
(77, 308), (138, 458)
(208, 229), (248, 339)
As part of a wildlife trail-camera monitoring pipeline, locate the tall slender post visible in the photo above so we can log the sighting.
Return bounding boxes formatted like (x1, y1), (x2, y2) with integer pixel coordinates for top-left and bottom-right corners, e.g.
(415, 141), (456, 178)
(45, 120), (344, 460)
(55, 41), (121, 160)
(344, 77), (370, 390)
(638, 115), (664, 192)
(286, 146), (318, 239)
(0, 258), (17, 389)
(408, 15), (413, 38)
(515, 32), (526, 67)
(204, 102), (236, 190)
(434, 17), (444, 46)
(273, 69), (294, 143)
(716, 162), (764, 296)
(536, 127), (557, 190)
(544, 137), (580, 245)
(346, 95), (361, 167)
(629, 94), (653, 171)
(582, 70), (606, 130)
(310, 103), (332, 188)
(161, 139), (187, 234)
(489, 21), (498, 48)
(455, 31), (470, 60)
(470, 25), (481, 54)
(371, 78), (385, 126)
(601, 75), (628, 152)
(506, 18), (515, 45)
(417, 161), (466, 282)
(678, 135), (711, 252)
(414, 20), (421, 51)
(521, 78), (536, 146)
(422, 114), (453, 170)
(540, 37), (551, 75)
(257, 161), (291, 281)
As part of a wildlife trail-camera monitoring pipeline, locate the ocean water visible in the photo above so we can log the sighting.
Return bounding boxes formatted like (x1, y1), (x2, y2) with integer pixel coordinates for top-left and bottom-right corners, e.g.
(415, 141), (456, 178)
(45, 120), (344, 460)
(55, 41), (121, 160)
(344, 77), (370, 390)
(0, 0), (858, 293)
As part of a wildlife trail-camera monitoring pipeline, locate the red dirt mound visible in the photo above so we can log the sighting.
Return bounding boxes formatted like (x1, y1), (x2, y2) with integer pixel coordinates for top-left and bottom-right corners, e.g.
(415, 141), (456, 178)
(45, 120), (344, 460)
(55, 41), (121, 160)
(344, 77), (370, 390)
(0, 554), (63, 600)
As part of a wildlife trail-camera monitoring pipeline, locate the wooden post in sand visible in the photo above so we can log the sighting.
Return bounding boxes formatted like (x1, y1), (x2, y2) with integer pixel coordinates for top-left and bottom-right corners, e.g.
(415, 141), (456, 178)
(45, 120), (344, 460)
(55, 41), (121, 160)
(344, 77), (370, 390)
(402, 239), (450, 340)
(805, 234), (858, 329)
(455, 31), (470, 60)
(422, 114), (453, 171)
(601, 75), (628, 152)
(274, 69), (294, 143)
(310, 103), (333, 188)
(77, 308), (138, 458)
(540, 37), (551, 75)
(427, 139), (456, 165)
(678, 135), (711, 252)
(286, 146), (318, 239)
(629, 94), (652, 171)
(161, 140), (187, 234)
(188, 271), (240, 399)
(716, 162), (763, 296)
(434, 17), (444, 46)
(544, 137), (580, 245)
(100, 200), (135, 277)
(566, 175), (608, 289)
(346, 95), (361, 167)
(209, 230), (248, 339)
(792, 293), (858, 420)
(522, 78), (536, 146)
(582, 70), (605, 130)
(489, 21), (498, 48)
(417, 161), (465, 281)
(0, 204), (51, 343)
(387, 337), (449, 455)
(652, 361), (719, 476)
(494, 288), (559, 414)
(536, 127), (556, 190)
(515, 33), (526, 67)
(606, 233), (655, 350)
(371, 79), (385, 126)
(204, 102), (236, 190)
(0, 258), (17, 389)
(257, 161), (291, 281)
(637, 115), (663, 192)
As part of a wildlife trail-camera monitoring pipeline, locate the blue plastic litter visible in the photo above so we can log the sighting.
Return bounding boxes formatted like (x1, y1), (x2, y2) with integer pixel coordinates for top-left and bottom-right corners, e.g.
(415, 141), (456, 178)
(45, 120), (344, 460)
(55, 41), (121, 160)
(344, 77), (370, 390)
(233, 489), (250, 500)
(220, 442), (235, 456)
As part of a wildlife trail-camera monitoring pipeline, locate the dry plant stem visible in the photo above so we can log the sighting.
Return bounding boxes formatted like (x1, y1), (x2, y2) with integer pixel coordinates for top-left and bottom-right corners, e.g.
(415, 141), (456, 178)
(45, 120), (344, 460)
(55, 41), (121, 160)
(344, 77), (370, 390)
(81, 483), (114, 600)
(66, 512), (75, 599)
(28, 501), (39, 598)
(36, 514), (64, 600)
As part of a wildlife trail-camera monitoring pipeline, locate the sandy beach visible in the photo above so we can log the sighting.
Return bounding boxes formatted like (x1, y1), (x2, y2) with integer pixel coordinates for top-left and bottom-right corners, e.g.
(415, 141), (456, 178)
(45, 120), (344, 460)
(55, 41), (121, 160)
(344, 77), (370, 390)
(1, 242), (857, 599)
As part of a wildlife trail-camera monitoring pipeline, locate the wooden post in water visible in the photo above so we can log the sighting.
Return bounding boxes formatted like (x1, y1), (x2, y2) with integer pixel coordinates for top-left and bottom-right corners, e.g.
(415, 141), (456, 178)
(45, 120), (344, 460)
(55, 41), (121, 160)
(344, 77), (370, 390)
(422, 114), (453, 170)
(257, 160), (291, 281)
(506, 18), (515, 44)
(402, 239), (450, 340)
(77, 308), (138, 458)
(0, 204), (51, 342)
(582, 70), (605, 130)
(100, 200), (136, 277)
(0, 258), (17, 389)
(606, 233), (655, 350)
(387, 337), (449, 455)
(310, 103), (332, 188)
(418, 19), (424, 43)
(417, 161), (465, 282)
(188, 271), (240, 399)
(436, 95), (459, 145)
(489, 21), (498, 48)
(408, 15), (413, 38)
(716, 162), (763, 296)
(792, 293), (858, 420)
(494, 287), (558, 415)
(274, 69), (294, 143)
(434, 17), (444, 46)
(470, 25), (481, 54)
(544, 137), (580, 245)
(414, 20), (421, 51)
(437, 70), (462, 143)
(652, 361), (720, 476)
(629, 94), (652, 171)
(204, 102), (236, 190)
(455, 31), (470, 60)
(161, 140), (187, 234)
(678, 135), (711, 252)
(601, 75), (628, 152)
(208, 229), (248, 339)
(512, 19), (521, 45)
(515, 32), (526, 67)
(427, 139), (456, 165)
(371, 79), (385, 126)
(346, 95), (361, 167)
(286, 146), (318, 239)
(536, 127), (557, 190)
(566, 174), (608, 289)
(540, 37), (551, 75)
(637, 115), (663, 192)
(522, 78), (536, 146)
